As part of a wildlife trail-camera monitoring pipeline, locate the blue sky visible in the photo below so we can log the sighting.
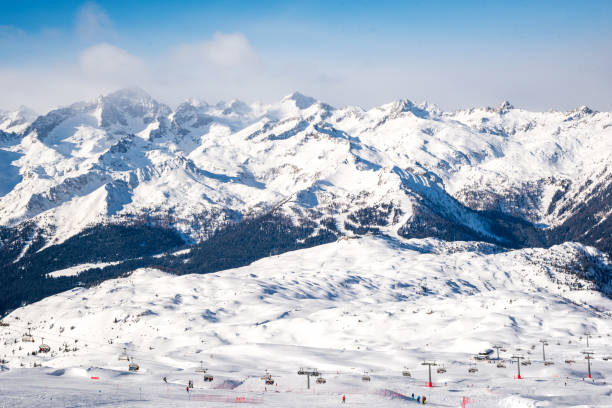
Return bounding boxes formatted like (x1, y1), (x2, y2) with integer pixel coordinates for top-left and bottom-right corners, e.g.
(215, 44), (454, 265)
(1, 0), (611, 111)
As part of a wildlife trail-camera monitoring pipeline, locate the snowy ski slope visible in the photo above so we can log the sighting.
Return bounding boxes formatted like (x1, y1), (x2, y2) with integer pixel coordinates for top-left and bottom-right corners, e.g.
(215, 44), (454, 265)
(1, 237), (611, 407)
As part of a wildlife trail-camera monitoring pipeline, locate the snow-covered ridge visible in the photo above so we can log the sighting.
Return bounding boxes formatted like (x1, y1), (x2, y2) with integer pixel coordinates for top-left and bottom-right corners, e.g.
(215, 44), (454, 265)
(46, 261), (122, 278)
(0, 89), (609, 251)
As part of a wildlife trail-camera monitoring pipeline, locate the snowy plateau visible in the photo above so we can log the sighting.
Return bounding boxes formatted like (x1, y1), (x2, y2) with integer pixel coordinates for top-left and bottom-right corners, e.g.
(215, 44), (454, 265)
(0, 89), (612, 407)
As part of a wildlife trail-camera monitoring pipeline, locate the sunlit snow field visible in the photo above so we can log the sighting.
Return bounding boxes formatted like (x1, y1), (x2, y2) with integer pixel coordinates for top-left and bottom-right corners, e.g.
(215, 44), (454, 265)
(1, 237), (611, 407)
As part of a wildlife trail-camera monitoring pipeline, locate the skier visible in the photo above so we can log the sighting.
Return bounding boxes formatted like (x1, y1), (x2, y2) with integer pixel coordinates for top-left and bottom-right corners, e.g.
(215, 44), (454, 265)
(417, 396), (421, 403)
(423, 396), (427, 404)
(342, 394), (346, 403)
(163, 376), (167, 383)
(411, 393), (414, 399)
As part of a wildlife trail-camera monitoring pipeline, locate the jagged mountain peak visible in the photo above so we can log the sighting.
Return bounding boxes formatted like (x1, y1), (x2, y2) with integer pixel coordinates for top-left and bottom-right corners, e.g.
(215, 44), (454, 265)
(0, 105), (38, 133)
(94, 88), (171, 129)
(497, 100), (514, 113)
(180, 98), (209, 109)
(376, 98), (435, 119)
(281, 91), (317, 109)
(221, 99), (253, 115)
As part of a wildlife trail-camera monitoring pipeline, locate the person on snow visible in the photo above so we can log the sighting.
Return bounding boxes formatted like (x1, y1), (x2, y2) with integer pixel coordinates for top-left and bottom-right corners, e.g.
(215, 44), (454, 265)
(163, 376), (167, 383)
(342, 394), (346, 403)
(422, 396), (427, 404)
(417, 396), (421, 403)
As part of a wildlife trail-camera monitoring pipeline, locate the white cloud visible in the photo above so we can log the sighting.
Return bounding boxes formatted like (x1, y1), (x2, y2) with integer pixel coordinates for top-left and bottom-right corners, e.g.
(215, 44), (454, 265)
(75, 2), (116, 41)
(170, 32), (260, 67)
(80, 43), (147, 82)
(1, 26), (610, 114)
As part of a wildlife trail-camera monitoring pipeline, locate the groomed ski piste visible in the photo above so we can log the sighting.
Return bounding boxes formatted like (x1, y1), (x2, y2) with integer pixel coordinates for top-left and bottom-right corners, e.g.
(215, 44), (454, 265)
(1, 236), (612, 407)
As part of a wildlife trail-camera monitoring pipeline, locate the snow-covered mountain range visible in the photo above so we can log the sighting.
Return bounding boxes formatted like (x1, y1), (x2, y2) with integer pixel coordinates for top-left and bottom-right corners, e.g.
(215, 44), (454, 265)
(1, 89), (611, 314)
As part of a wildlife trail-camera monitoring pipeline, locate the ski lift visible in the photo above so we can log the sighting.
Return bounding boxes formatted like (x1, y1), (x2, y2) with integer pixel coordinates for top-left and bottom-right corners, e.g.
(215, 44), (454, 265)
(565, 359), (575, 364)
(261, 369), (275, 385)
(195, 361), (207, 374)
(402, 367), (411, 377)
(361, 370), (371, 382)
(128, 358), (139, 372)
(39, 338), (50, 353)
(437, 364), (447, 374)
(602, 356), (611, 361)
(521, 360), (531, 366)
(298, 367), (319, 376)
(22, 331), (34, 343)
(118, 347), (129, 361)
(316, 377), (326, 384)
(544, 361), (554, 366)
(468, 363), (478, 373)
(496, 362), (506, 368)
(204, 374), (214, 382)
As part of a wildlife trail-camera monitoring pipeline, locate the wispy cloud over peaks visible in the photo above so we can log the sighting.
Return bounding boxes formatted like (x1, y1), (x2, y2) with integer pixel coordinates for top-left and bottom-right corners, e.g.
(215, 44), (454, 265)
(75, 2), (116, 42)
(171, 32), (260, 68)
(80, 43), (146, 82)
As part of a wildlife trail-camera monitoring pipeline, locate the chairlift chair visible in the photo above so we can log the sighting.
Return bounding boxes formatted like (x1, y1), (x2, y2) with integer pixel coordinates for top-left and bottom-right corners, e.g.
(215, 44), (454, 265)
(39, 338), (50, 353)
(118, 347), (129, 361)
(361, 371), (371, 382)
(261, 370), (275, 385)
(128, 358), (139, 372)
(521, 360), (531, 366)
(437, 365), (447, 374)
(204, 374), (214, 382)
(402, 367), (411, 377)
(195, 360), (207, 374)
(316, 377), (326, 384)
(544, 361), (554, 366)
(22, 332), (34, 343)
